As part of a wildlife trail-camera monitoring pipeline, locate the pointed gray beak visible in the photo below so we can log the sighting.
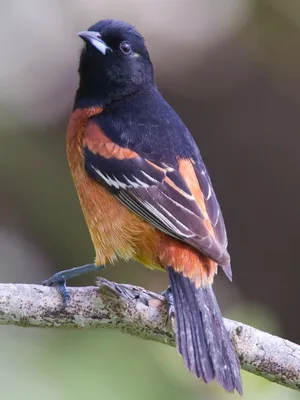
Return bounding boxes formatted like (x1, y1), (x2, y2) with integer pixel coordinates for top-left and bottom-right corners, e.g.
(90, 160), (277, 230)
(77, 31), (111, 55)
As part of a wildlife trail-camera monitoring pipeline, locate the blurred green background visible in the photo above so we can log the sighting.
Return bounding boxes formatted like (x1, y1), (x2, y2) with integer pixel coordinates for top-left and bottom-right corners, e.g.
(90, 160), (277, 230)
(1, 0), (300, 399)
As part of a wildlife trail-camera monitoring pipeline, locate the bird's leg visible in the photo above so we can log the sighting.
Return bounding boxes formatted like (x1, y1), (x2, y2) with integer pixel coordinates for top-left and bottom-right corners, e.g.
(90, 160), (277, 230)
(161, 285), (175, 325)
(42, 264), (104, 307)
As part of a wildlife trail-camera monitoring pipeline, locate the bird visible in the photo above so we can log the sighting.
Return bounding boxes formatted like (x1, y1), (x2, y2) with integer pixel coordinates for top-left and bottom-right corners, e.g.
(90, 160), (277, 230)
(42, 19), (242, 394)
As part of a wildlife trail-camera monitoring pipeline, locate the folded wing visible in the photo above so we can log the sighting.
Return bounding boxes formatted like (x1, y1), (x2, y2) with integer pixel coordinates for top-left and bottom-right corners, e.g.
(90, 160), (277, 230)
(84, 121), (231, 272)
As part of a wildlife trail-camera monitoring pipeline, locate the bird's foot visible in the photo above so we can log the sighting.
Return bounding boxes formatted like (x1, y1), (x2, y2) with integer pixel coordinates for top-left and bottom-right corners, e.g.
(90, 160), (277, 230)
(42, 264), (104, 308)
(42, 273), (71, 308)
(161, 286), (175, 326)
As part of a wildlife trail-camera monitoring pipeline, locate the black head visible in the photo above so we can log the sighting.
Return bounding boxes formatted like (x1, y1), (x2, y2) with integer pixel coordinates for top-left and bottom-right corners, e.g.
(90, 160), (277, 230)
(75, 19), (155, 108)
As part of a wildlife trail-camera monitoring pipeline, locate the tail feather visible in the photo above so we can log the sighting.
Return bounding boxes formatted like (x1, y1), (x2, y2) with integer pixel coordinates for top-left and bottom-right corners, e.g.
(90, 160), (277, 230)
(170, 270), (209, 378)
(168, 267), (242, 395)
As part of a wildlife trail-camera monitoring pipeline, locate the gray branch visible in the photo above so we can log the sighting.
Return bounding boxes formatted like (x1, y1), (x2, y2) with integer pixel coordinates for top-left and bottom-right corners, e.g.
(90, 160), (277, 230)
(0, 279), (299, 391)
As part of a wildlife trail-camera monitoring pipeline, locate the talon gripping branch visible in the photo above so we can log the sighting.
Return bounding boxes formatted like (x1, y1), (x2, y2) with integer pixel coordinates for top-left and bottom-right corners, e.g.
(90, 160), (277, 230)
(43, 19), (242, 394)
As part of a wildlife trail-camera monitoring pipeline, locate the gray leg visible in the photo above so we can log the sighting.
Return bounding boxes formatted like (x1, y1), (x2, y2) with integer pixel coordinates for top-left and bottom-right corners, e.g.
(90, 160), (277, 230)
(42, 264), (104, 307)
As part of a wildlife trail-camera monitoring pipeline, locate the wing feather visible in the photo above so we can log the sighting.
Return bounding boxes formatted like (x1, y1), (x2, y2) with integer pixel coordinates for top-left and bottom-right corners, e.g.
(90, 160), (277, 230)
(84, 144), (230, 266)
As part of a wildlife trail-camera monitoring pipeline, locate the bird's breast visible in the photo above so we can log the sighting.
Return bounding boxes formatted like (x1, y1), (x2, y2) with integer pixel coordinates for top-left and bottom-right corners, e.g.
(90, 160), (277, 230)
(66, 107), (161, 268)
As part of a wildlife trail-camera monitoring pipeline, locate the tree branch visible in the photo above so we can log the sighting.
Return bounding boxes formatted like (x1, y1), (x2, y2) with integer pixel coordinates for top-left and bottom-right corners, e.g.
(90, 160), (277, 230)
(0, 279), (299, 391)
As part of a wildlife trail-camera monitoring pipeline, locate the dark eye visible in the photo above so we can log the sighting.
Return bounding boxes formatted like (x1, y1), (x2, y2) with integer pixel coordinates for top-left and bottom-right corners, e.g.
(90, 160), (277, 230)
(119, 41), (131, 55)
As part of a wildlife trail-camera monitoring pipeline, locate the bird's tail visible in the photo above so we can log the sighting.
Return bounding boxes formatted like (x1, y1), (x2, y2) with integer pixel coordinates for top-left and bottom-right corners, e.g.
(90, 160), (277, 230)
(168, 267), (242, 395)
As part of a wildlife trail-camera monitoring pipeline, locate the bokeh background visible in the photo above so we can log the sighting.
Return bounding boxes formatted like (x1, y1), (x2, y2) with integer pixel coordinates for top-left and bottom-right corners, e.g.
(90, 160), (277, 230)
(1, 0), (300, 399)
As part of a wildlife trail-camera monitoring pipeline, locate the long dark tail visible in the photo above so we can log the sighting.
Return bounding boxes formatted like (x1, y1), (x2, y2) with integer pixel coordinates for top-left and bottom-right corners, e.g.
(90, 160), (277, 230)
(168, 267), (242, 395)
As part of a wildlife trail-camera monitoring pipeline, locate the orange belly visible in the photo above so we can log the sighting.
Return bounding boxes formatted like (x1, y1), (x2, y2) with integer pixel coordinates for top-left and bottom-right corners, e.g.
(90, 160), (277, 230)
(75, 175), (162, 268)
(67, 107), (161, 269)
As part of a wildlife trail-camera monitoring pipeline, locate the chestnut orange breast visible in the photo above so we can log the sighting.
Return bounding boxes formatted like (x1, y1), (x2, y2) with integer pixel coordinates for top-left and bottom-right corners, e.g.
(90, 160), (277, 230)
(66, 108), (160, 268)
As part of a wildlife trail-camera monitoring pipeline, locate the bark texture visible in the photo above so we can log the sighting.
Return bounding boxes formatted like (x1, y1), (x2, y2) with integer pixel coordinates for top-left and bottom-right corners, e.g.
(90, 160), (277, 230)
(0, 279), (299, 391)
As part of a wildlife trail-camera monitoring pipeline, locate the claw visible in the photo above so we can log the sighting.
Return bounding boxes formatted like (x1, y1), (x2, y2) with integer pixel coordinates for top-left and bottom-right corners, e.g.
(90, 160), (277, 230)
(161, 286), (175, 326)
(42, 275), (70, 308)
(57, 281), (71, 308)
(41, 264), (104, 307)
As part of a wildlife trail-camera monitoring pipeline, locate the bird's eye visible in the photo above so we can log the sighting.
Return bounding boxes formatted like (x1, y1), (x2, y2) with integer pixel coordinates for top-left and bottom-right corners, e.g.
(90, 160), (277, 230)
(119, 41), (131, 55)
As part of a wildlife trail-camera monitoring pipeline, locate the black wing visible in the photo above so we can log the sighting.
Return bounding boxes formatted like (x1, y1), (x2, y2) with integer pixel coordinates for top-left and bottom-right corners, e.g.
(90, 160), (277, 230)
(84, 139), (230, 268)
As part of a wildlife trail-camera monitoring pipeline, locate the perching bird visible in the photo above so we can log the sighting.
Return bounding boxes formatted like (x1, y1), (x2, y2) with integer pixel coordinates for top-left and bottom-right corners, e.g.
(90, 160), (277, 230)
(42, 19), (242, 394)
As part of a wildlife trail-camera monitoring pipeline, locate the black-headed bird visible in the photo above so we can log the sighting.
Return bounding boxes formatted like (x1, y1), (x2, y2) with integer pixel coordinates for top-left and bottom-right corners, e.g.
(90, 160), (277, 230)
(43, 19), (242, 395)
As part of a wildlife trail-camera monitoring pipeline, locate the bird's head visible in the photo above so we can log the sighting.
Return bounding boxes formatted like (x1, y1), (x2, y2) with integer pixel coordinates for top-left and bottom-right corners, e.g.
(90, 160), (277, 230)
(76, 19), (155, 107)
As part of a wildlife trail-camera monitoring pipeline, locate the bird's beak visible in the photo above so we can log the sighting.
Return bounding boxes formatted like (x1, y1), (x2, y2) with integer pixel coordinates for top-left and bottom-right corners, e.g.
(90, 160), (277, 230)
(77, 31), (111, 55)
